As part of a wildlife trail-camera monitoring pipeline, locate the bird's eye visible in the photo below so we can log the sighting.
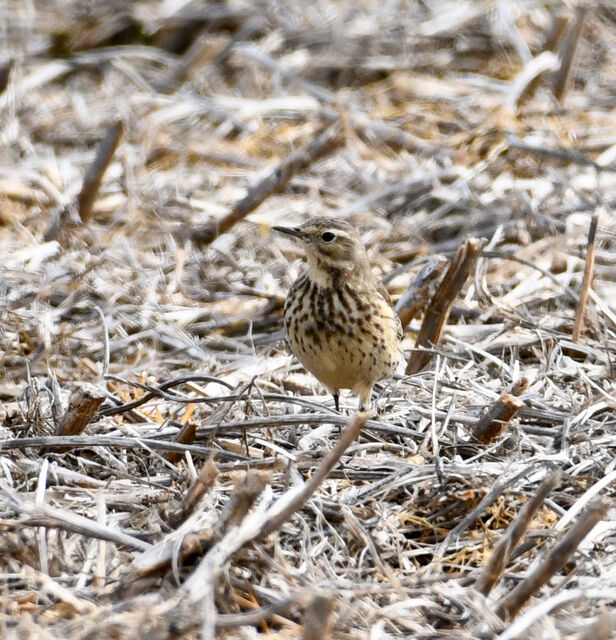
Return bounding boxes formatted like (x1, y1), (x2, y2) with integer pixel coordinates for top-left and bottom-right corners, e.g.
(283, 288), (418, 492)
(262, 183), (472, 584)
(321, 231), (335, 243)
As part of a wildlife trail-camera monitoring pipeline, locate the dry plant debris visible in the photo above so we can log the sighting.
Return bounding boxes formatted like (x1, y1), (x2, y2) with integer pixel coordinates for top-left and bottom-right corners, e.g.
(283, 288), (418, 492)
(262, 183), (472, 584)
(1, 1), (616, 639)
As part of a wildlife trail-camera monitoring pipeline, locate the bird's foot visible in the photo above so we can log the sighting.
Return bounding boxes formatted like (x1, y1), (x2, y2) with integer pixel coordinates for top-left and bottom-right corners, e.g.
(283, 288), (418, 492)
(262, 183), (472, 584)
(358, 403), (377, 419)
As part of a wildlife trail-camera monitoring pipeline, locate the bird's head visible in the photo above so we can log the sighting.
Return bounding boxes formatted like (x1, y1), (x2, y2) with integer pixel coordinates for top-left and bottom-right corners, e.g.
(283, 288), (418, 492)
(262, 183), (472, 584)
(274, 217), (370, 285)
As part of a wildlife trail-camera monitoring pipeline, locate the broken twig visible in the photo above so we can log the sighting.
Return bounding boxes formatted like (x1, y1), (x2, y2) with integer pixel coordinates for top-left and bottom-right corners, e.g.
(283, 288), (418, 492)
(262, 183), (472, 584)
(476, 470), (561, 596)
(52, 383), (106, 452)
(552, 7), (588, 104)
(473, 391), (526, 444)
(167, 456), (219, 529)
(189, 124), (343, 245)
(496, 499), (607, 620)
(77, 120), (123, 223)
(165, 418), (197, 463)
(406, 237), (483, 375)
(395, 257), (445, 330)
(572, 214), (598, 343)
(302, 593), (335, 640)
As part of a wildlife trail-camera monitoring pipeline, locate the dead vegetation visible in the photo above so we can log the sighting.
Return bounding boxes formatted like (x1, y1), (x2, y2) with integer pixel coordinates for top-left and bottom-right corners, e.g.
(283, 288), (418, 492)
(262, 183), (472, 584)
(1, 1), (616, 638)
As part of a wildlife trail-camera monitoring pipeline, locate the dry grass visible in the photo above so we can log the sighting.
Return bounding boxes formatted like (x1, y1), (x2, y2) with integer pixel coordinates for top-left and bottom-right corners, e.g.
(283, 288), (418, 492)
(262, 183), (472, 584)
(1, 1), (616, 638)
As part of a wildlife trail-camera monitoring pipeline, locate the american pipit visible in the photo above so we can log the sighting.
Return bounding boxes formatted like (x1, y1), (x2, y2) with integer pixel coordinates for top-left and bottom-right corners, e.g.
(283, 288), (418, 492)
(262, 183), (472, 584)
(274, 217), (403, 411)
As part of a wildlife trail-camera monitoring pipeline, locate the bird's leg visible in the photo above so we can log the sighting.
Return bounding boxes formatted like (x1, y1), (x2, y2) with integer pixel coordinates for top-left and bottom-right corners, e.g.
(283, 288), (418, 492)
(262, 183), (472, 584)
(332, 392), (343, 435)
(358, 387), (373, 413)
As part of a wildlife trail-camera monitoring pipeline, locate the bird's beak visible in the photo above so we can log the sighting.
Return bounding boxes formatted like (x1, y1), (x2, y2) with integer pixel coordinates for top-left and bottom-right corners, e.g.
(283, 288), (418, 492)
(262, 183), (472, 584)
(273, 225), (303, 239)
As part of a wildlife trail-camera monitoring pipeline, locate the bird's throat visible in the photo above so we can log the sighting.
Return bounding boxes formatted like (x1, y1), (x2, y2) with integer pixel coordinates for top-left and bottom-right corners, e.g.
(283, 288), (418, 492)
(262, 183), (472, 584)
(306, 256), (369, 289)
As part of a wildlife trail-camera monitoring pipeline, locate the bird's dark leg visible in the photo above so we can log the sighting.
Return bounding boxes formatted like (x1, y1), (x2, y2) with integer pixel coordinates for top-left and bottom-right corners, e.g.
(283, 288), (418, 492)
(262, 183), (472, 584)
(333, 393), (340, 412)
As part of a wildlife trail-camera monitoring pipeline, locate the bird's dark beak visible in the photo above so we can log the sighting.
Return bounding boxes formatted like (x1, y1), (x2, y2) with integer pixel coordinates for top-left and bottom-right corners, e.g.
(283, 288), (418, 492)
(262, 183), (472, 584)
(273, 225), (303, 239)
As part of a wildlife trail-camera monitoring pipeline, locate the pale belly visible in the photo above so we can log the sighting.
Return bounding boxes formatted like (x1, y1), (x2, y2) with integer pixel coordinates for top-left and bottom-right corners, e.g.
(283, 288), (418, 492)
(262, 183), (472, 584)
(289, 328), (402, 394)
(285, 288), (403, 394)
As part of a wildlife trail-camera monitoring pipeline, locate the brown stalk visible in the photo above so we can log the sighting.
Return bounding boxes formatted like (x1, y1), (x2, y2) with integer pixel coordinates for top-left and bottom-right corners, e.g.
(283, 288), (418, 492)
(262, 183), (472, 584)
(473, 392), (526, 444)
(572, 214), (598, 343)
(0, 58), (14, 96)
(168, 456), (219, 528)
(219, 470), (272, 532)
(542, 14), (571, 52)
(519, 13), (569, 102)
(476, 470), (561, 596)
(134, 468), (269, 579)
(395, 257), (446, 330)
(302, 593), (335, 640)
(165, 417), (197, 463)
(214, 590), (308, 629)
(50, 384), (106, 453)
(77, 120), (123, 223)
(552, 6), (588, 104)
(190, 124), (344, 246)
(406, 237), (483, 375)
(496, 498), (607, 620)
(175, 413), (367, 607)
(510, 378), (529, 396)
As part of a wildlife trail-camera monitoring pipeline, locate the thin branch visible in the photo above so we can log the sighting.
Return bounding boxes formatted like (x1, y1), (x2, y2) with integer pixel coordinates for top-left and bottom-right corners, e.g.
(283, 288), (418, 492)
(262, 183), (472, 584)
(1, 435), (249, 462)
(406, 237), (483, 375)
(519, 12), (569, 102)
(180, 413), (368, 602)
(186, 456), (219, 504)
(496, 499), (608, 620)
(259, 412), (368, 538)
(434, 465), (537, 560)
(302, 593), (335, 640)
(472, 392), (526, 444)
(572, 214), (598, 342)
(99, 374), (235, 416)
(395, 257), (446, 330)
(56, 384), (106, 437)
(1, 481), (150, 551)
(476, 471), (561, 596)
(78, 120), (123, 222)
(188, 124), (343, 246)
(552, 6), (588, 104)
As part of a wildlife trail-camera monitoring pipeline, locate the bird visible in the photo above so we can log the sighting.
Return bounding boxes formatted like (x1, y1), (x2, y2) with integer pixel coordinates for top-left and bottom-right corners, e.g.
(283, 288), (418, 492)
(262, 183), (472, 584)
(274, 217), (403, 411)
